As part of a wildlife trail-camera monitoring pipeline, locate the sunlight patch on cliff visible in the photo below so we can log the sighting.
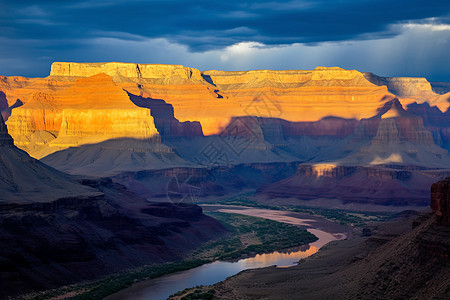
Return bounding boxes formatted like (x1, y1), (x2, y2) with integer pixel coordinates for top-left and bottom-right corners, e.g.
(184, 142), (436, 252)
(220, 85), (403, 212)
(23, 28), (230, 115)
(369, 153), (403, 165)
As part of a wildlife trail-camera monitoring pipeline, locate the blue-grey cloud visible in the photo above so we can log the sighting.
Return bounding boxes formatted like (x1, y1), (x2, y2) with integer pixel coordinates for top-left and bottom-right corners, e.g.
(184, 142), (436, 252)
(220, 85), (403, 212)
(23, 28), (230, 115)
(3, 1), (450, 47)
(0, 0), (450, 80)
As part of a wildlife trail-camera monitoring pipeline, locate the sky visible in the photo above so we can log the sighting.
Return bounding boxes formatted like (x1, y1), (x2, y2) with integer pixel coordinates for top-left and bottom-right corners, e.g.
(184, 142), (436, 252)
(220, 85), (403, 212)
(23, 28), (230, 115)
(1, 0), (450, 81)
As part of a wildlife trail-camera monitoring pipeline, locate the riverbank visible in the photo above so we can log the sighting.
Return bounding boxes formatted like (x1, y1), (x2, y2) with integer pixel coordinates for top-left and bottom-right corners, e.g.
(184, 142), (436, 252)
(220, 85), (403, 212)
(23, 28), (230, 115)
(104, 208), (352, 300)
(170, 211), (445, 300)
(27, 210), (323, 300)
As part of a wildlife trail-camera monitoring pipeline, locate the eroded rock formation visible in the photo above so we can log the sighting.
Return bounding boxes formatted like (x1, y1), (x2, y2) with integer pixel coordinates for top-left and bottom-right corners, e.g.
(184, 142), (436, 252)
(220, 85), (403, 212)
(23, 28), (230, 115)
(1, 63), (450, 200)
(0, 111), (100, 203)
(6, 73), (160, 157)
(431, 177), (450, 224)
(256, 98), (450, 206)
(364, 72), (450, 112)
(50, 62), (203, 81)
(1, 63), (448, 158)
(0, 110), (228, 298)
(371, 99), (434, 144)
(2, 64), (396, 149)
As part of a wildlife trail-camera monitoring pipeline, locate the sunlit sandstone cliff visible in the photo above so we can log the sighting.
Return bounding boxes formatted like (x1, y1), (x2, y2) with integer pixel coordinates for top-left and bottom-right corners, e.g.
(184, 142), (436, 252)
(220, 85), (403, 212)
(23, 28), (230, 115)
(0, 62), (448, 156)
(6, 73), (159, 154)
(0, 110), (101, 203)
(0, 109), (228, 297)
(364, 72), (450, 112)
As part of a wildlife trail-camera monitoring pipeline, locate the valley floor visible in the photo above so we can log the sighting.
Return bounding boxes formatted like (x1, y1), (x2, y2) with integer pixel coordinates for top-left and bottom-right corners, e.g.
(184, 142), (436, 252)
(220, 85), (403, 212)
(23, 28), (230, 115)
(171, 212), (450, 300)
(25, 211), (321, 300)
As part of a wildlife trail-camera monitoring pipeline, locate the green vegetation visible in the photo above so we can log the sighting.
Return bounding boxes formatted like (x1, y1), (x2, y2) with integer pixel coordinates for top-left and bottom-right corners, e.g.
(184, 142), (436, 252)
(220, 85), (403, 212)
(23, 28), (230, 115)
(28, 212), (316, 300)
(194, 212), (317, 260)
(31, 260), (209, 300)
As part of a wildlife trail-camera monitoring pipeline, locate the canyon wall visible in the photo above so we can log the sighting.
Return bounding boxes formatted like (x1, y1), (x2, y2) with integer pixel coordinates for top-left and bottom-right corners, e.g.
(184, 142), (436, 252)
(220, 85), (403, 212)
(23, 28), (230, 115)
(50, 62), (204, 81)
(1, 63), (449, 159)
(6, 73), (160, 155)
(364, 72), (450, 112)
(0, 112), (228, 297)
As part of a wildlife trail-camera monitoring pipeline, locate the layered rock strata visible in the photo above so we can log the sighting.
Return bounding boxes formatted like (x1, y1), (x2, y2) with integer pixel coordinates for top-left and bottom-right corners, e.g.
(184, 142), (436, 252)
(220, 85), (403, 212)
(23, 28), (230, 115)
(0, 110), (101, 204)
(6, 73), (160, 156)
(1, 62), (449, 161)
(2, 64), (395, 142)
(364, 72), (450, 112)
(0, 113), (228, 297)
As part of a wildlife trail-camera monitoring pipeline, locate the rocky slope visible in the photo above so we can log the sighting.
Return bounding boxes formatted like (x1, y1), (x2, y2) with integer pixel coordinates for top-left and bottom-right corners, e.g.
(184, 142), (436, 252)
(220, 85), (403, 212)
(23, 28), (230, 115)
(40, 98), (450, 207)
(0, 114), (228, 298)
(111, 162), (300, 200)
(364, 72), (450, 111)
(0, 113), (13, 146)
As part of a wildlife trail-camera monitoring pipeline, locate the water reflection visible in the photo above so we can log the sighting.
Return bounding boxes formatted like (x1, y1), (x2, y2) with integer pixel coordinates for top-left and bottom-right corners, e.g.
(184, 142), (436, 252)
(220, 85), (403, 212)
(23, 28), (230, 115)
(106, 242), (323, 300)
(241, 244), (319, 268)
(106, 208), (349, 300)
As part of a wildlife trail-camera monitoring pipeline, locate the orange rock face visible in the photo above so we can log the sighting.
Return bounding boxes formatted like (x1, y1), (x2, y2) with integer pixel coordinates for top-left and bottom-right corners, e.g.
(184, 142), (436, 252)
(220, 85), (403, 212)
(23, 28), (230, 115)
(0, 62), (447, 157)
(6, 73), (159, 154)
(50, 64), (397, 136)
(178, 67), (393, 134)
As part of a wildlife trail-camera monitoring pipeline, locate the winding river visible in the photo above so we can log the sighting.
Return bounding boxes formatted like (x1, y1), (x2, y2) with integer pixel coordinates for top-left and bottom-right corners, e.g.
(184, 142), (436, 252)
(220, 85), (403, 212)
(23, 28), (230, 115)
(106, 205), (351, 300)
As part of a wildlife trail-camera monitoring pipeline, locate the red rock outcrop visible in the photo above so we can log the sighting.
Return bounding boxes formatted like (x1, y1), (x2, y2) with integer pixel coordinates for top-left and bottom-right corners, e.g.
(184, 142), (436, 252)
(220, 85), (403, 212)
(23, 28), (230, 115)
(431, 177), (450, 224)
(259, 163), (445, 206)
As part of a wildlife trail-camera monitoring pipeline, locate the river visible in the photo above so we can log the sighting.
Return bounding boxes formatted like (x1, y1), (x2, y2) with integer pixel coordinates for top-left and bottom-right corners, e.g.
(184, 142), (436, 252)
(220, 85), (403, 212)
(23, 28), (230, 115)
(105, 205), (351, 300)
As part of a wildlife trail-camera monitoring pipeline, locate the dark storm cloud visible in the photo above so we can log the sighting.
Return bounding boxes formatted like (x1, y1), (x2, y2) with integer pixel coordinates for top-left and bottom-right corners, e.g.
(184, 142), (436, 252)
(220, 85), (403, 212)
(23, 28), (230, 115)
(2, 0), (450, 50)
(1, 0), (450, 80)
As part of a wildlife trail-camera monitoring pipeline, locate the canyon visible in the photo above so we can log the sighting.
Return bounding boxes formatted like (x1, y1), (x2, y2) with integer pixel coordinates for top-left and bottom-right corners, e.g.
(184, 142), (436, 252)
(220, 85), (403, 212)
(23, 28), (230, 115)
(1, 62), (450, 298)
(1, 62), (448, 208)
(172, 178), (450, 300)
(0, 111), (228, 298)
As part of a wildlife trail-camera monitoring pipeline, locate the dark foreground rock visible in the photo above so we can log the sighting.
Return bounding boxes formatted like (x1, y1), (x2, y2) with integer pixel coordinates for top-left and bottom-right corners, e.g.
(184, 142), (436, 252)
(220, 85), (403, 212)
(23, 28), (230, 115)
(184, 213), (449, 300)
(0, 109), (228, 298)
(0, 178), (228, 298)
